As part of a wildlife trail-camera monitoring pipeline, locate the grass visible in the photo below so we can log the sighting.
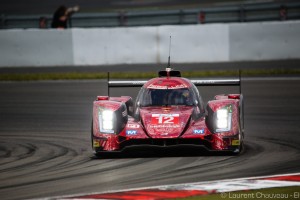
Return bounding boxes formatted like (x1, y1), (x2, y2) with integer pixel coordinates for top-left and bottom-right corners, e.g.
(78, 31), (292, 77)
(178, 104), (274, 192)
(0, 69), (299, 81)
(178, 186), (300, 200)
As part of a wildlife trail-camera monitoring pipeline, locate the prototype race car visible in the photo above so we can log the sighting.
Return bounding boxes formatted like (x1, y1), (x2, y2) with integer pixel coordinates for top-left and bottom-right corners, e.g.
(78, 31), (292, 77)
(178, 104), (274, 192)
(92, 68), (244, 155)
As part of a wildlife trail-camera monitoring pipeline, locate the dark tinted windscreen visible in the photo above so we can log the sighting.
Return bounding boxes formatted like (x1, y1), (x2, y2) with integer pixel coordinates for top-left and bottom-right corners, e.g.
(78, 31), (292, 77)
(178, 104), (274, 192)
(140, 88), (194, 106)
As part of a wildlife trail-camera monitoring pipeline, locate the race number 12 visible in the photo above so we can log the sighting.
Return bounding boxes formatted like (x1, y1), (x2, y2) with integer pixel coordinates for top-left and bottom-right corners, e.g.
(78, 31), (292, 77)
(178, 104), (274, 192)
(151, 114), (179, 124)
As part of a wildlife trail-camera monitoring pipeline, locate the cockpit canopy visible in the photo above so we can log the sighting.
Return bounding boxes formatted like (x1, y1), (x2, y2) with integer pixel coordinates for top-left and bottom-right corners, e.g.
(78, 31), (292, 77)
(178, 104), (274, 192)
(135, 77), (205, 114)
(137, 87), (195, 107)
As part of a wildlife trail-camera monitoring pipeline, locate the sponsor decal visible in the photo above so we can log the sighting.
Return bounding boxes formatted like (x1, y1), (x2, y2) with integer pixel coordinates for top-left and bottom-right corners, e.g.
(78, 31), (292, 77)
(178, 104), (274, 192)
(147, 84), (168, 89)
(127, 124), (140, 128)
(147, 84), (187, 89)
(126, 130), (137, 135)
(231, 140), (240, 146)
(149, 124), (180, 128)
(193, 129), (205, 134)
(147, 124), (180, 130)
(151, 114), (179, 125)
(169, 84), (187, 89)
(93, 140), (100, 147)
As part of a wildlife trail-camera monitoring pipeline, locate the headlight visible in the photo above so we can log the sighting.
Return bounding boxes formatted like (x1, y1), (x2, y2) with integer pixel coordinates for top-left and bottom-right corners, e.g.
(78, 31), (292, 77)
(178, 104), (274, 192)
(216, 109), (228, 129)
(102, 110), (113, 120)
(215, 107), (232, 132)
(99, 110), (114, 133)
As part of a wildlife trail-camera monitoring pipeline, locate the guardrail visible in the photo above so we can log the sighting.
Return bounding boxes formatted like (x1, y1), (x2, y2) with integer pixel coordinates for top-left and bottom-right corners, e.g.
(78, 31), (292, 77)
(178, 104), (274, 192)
(1, 2), (300, 29)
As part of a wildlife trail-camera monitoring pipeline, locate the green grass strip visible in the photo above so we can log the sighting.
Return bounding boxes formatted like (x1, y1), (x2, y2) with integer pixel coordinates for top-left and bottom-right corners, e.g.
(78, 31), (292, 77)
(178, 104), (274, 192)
(0, 69), (299, 81)
(242, 68), (300, 76)
(0, 72), (108, 81)
(178, 186), (300, 200)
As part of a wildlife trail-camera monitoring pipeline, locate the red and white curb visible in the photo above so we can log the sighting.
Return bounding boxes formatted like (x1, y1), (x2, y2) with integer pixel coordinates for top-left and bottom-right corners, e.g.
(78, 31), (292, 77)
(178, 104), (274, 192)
(47, 173), (300, 200)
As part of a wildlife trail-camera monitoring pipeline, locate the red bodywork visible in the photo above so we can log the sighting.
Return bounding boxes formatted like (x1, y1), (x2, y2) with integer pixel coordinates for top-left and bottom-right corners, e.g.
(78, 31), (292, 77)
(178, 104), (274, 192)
(92, 75), (244, 154)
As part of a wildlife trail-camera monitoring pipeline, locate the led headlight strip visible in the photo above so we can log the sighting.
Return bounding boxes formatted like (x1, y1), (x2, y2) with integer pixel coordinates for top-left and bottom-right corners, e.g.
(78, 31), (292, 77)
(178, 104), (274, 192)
(99, 109), (115, 134)
(215, 105), (232, 133)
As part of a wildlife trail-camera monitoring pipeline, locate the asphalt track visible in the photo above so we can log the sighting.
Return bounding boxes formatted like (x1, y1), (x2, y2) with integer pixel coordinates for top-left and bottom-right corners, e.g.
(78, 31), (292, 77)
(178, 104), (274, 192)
(0, 76), (300, 199)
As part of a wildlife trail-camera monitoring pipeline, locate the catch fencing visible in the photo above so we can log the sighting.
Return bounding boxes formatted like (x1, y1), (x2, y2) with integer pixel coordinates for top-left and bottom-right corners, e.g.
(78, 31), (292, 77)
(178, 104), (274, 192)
(0, 2), (300, 29)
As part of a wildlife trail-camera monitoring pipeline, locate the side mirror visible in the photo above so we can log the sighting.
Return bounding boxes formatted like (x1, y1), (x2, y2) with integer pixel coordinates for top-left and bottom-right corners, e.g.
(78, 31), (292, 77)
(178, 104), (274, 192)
(134, 101), (141, 121)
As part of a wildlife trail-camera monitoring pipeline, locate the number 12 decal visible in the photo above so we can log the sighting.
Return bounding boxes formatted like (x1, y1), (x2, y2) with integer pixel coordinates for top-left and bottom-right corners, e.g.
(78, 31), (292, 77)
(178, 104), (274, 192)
(151, 114), (179, 124)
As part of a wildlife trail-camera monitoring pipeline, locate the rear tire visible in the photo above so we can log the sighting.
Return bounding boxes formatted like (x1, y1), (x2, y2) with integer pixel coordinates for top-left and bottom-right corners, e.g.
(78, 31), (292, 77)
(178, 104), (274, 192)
(91, 120), (94, 149)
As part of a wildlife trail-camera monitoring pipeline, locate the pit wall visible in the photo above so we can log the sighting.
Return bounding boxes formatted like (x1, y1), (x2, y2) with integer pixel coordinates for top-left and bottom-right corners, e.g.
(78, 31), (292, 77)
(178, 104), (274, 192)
(0, 21), (299, 67)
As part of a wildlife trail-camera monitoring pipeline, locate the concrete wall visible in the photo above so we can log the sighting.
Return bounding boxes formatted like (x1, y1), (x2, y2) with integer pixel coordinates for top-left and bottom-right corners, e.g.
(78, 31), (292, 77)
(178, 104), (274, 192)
(229, 21), (300, 61)
(158, 24), (229, 63)
(0, 21), (299, 67)
(72, 27), (158, 65)
(0, 29), (74, 66)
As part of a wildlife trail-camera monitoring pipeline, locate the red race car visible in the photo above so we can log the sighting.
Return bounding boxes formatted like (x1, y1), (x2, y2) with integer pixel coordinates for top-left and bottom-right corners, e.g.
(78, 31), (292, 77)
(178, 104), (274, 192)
(91, 68), (244, 156)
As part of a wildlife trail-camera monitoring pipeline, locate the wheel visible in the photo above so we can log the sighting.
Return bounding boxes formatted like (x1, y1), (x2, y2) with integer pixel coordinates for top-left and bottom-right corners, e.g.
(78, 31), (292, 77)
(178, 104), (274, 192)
(91, 120), (94, 148)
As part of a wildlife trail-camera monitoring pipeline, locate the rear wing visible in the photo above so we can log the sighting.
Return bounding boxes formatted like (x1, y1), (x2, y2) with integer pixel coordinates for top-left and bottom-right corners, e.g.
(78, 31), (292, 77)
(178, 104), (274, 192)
(108, 79), (240, 87)
(107, 70), (242, 95)
(108, 78), (241, 96)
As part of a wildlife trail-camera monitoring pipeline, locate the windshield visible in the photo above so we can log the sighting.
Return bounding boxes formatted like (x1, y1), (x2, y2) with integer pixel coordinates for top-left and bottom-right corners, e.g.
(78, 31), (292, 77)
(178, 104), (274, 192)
(138, 88), (194, 107)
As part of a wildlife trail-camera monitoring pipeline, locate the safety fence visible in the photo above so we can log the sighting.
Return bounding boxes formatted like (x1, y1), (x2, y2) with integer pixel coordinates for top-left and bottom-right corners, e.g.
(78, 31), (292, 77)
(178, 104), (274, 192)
(0, 2), (300, 29)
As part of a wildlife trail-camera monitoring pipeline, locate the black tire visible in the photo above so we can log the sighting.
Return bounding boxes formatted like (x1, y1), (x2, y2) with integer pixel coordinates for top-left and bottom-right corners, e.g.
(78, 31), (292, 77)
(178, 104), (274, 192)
(91, 120), (94, 148)
(239, 94), (245, 138)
